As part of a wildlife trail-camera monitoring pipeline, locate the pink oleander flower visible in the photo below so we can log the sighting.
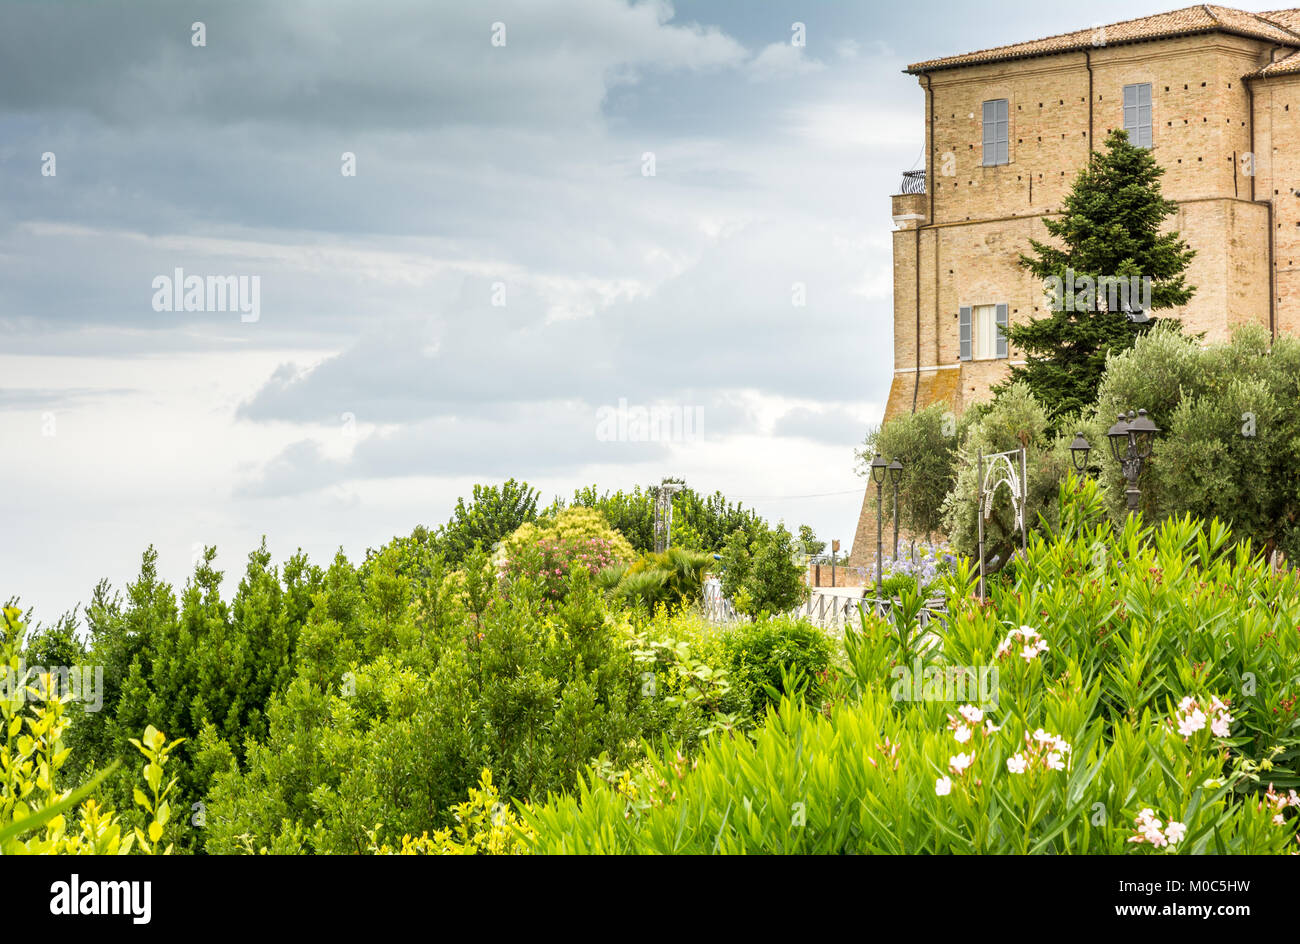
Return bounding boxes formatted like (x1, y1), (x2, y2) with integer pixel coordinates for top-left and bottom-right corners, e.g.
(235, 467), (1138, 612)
(1011, 729), (1072, 774)
(1128, 808), (1184, 847)
(959, 705), (983, 724)
(1177, 708), (1207, 737)
(949, 752), (973, 775)
(935, 776), (952, 796)
(1172, 695), (1232, 742)
(954, 725), (971, 744)
(996, 625), (1049, 662)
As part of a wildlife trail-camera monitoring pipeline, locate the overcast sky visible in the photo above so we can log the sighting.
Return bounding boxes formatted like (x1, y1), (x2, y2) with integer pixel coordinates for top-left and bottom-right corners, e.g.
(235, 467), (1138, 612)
(2, 0), (1281, 622)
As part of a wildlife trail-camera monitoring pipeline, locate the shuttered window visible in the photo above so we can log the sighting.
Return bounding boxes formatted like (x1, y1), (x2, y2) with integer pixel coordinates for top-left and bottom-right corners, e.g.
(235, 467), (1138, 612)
(982, 99), (1009, 166)
(964, 304), (1009, 360)
(1123, 83), (1152, 149)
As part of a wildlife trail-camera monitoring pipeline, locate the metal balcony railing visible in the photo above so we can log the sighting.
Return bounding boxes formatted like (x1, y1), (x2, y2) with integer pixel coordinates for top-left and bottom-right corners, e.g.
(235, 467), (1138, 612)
(899, 170), (926, 194)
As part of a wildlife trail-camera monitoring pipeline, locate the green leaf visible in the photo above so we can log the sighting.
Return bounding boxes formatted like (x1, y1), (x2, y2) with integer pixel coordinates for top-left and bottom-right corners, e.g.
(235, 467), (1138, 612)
(0, 762), (118, 846)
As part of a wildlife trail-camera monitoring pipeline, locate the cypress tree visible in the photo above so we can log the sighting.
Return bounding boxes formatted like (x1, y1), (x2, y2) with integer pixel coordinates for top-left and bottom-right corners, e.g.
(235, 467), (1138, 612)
(1001, 128), (1196, 421)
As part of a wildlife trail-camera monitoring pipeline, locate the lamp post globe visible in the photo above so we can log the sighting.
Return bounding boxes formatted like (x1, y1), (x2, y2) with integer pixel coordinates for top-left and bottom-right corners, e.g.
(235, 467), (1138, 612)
(1069, 432), (1092, 473)
(1106, 413), (1131, 464)
(1129, 408), (1160, 460)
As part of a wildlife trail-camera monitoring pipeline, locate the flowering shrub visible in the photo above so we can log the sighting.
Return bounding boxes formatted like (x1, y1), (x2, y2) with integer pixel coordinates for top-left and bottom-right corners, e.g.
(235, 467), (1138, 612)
(994, 625), (1049, 662)
(503, 506), (636, 563)
(875, 542), (958, 598)
(503, 536), (627, 608)
(1128, 808), (1187, 849)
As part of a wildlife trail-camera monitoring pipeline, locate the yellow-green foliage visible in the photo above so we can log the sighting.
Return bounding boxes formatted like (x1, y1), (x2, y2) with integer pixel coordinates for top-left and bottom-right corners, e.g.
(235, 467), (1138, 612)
(375, 769), (533, 855)
(505, 507), (635, 563)
(1, 608), (183, 855)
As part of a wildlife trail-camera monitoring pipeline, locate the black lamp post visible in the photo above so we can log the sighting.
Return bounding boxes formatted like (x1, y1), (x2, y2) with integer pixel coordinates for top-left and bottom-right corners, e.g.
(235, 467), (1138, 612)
(887, 457), (904, 560)
(870, 453), (888, 597)
(1069, 431), (1092, 474)
(1107, 409), (1160, 511)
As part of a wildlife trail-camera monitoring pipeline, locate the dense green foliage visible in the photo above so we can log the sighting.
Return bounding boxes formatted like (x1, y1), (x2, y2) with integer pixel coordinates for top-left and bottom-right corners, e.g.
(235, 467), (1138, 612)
(522, 481), (1300, 853)
(62, 543), (317, 852)
(12, 486), (836, 855)
(859, 403), (957, 542)
(942, 382), (1070, 567)
(871, 323), (1300, 573)
(436, 479), (540, 565)
(2, 607), (184, 855)
(718, 617), (833, 721)
(719, 524), (808, 618)
(1092, 324), (1300, 559)
(600, 547), (715, 614)
(559, 483), (766, 553)
(1004, 129), (1194, 422)
(503, 506), (635, 564)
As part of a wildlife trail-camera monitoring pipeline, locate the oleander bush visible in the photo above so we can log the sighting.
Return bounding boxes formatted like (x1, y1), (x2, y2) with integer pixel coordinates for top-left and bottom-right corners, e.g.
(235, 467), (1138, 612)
(519, 478), (1300, 854)
(502, 507), (636, 566)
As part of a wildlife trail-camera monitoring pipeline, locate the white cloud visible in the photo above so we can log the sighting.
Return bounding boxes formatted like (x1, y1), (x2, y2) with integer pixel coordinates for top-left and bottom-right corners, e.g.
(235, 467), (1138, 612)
(747, 42), (827, 81)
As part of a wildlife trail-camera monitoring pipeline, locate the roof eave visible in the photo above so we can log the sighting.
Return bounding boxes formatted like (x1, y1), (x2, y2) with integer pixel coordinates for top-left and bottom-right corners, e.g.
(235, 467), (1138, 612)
(904, 25), (1292, 75)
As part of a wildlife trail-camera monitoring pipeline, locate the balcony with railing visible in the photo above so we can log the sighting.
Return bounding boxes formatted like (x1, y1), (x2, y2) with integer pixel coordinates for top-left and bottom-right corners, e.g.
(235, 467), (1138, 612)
(892, 170), (928, 229)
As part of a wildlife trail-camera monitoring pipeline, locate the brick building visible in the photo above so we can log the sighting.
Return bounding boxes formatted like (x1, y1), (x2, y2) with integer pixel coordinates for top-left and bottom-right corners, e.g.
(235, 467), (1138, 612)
(851, 5), (1300, 569)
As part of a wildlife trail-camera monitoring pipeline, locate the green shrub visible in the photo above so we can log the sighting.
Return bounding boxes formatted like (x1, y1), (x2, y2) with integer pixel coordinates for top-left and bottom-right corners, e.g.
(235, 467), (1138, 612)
(605, 547), (714, 614)
(720, 617), (833, 722)
(877, 573), (918, 599)
(199, 568), (735, 854)
(560, 484), (766, 554)
(1094, 325), (1300, 559)
(719, 525), (808, 618)
(437, 479), (541, 566)
(859, 403), (958, 542)
(942, 382), (1069, 568)
(2, 607), (184, 855)
(503, 534), (626, 610)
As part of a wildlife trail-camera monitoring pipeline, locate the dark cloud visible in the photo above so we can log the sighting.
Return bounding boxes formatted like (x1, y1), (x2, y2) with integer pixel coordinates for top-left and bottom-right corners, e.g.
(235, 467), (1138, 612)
(771, 405), (871, 446)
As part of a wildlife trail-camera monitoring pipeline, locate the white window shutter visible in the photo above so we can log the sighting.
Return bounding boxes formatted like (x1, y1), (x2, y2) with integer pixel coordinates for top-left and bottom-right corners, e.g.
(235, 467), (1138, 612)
(959, 306), (972, 361)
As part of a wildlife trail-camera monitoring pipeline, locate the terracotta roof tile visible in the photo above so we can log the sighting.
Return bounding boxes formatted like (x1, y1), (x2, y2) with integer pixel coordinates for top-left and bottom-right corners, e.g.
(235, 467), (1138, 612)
(906, 5), (1300, 73)
(1255, 46), (1300, 74)
(1260, 8), (1300, 33)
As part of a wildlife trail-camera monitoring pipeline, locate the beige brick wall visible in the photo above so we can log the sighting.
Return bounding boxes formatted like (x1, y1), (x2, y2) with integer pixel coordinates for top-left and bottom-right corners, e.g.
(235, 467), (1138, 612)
(884, 33), (1289, 424)
(1251, 71), (1300, 338)
(869, 30), (1299, 551)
